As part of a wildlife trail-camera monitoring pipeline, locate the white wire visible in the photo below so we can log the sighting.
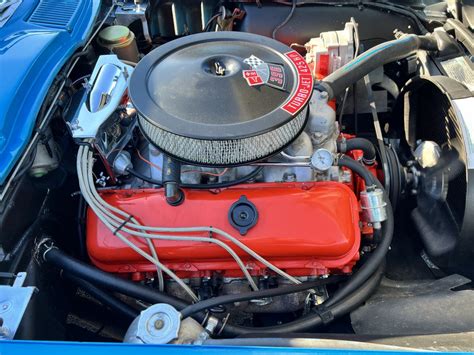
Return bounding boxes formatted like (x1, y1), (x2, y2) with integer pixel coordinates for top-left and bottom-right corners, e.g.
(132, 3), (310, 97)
(146, 238), (165, 292)
(86, 159), (301, 284)
(81, 149), (259, 292)
(79, 146), (269, 297)
(78, 146), (180, 295)
(81, 149), (301, 284)
(79, 144), (303, 293)
(83, 148), (165, 291)
(77, 146), (197, 300)
(83, 154), (259, 292)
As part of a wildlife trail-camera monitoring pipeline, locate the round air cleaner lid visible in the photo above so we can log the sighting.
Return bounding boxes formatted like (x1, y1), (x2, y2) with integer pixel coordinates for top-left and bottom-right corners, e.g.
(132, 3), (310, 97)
(130, 32), (313, 166)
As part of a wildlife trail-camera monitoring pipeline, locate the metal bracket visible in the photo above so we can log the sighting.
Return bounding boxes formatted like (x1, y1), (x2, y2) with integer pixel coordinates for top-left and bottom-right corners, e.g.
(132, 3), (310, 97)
(0, 272), (37, 340)
(67, 55), (134, 139)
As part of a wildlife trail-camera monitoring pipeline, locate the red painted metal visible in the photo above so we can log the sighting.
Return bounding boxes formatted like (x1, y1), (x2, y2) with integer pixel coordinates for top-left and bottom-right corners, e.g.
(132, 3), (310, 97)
(86, 182), (361, 278)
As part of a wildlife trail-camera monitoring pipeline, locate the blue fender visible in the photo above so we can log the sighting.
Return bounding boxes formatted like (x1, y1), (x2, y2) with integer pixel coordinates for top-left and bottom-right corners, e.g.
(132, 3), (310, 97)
(0, 0), (101, 184)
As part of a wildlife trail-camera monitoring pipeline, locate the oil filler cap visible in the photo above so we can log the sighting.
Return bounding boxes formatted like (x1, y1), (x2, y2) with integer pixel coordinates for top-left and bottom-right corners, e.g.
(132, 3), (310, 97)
(228, 195), (258, 236)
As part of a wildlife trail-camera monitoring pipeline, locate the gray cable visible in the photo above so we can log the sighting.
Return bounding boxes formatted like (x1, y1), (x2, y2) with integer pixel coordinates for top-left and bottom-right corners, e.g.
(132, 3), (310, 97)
(78, 146), (302, 286)
(77, 145), (198, 300)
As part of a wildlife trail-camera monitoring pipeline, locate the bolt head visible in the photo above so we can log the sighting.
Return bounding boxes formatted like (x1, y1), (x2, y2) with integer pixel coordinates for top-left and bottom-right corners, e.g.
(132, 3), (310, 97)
(154, 319), (165, 330)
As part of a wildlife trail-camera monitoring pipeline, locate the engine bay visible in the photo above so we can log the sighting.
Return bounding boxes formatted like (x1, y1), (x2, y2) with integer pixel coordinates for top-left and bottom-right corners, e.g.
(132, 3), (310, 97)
(1, 0), (474, 351)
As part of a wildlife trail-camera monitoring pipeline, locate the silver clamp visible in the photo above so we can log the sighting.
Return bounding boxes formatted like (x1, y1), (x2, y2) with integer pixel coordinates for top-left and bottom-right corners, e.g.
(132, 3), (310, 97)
(34, 238), (57, 264)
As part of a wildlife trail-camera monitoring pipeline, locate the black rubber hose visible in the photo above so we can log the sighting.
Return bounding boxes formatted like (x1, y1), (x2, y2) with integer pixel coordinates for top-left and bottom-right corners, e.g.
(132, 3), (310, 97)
(221, 262), (385, 336)
(317, 34), (439, 99)
(339, 138), (376, 163)
(127, 166), (264, 190)
(42, 246), (190, 311)
(180, 275), (343, 319)
(218, 157), (392, 335)
(337, 155), (376, 187)
(65, 273), (139, 320)
(328, 156), (393, 307)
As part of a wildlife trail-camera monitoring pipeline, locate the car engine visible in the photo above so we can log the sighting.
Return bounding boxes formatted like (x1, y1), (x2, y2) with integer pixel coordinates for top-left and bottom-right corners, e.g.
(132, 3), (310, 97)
(1, 0), (474, 350)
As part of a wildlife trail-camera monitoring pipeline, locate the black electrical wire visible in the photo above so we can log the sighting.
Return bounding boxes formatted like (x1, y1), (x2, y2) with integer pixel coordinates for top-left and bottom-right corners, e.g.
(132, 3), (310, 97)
(269, 1), (431, 34)
(65, 273), (139, 320)
(126, 166), (264, 190)
(180, 275), (343, 319)
(272, 0), (297, 40)
(76, 195), (88, 261)
(181, 167), (263, 189)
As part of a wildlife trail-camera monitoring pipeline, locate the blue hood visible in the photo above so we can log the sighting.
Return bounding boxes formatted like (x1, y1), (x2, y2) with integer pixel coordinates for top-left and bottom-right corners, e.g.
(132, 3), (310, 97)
(0, 0), (100, 185)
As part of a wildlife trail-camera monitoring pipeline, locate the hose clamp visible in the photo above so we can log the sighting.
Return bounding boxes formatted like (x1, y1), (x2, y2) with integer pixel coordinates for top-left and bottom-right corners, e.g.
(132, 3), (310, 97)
(34, 237), (58, 264)
(338, 137), (347, 153)
(362, 157), (376, 166)
(216, 313), (231, 336)
(314, 305), (334, 325)
(204, 315), (219, 334)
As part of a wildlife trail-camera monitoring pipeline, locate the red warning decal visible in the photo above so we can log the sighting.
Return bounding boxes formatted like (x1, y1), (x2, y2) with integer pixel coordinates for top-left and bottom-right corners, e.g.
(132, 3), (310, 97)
(281, 51), (314, 115)
(243, 70), (264, 86)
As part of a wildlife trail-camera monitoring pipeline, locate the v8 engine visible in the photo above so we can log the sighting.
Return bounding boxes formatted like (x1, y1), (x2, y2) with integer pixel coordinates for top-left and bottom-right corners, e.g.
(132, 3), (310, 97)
(84, 32), (370, 285)
(7, 1), (474, 348)
(4, 0), (474, 353)
(64, 19), (433, 338)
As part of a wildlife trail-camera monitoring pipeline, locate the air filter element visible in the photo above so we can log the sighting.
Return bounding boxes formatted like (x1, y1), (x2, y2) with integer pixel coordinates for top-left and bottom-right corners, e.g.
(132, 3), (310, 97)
(129, 32), (313, 166)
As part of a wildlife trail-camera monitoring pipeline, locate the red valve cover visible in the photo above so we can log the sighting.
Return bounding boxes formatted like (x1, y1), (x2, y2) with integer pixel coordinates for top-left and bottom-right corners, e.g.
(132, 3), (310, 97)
(86, 182), (360, 278)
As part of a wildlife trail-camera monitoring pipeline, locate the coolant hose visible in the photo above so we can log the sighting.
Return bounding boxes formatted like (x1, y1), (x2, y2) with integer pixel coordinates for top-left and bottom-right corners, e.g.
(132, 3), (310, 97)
(180, 275), (343, 319)
(317, 34), (439, 99)
(64, 273), (139, 320)
(41, 246), (194, 314)
(218, 156), (393, 335)
(329, 156), (394, 307)
(42, 158), (391, 337)
(337, 155), (377, 186)
(221, 262), (385, 336)
(338, 138), (376, 164)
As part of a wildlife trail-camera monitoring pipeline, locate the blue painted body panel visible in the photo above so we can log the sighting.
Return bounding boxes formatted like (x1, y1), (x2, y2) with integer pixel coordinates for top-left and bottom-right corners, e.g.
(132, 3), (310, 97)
(0, 0), (100, 184)
(0, 2), (470, 354)
(0, 340), (470, 355)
